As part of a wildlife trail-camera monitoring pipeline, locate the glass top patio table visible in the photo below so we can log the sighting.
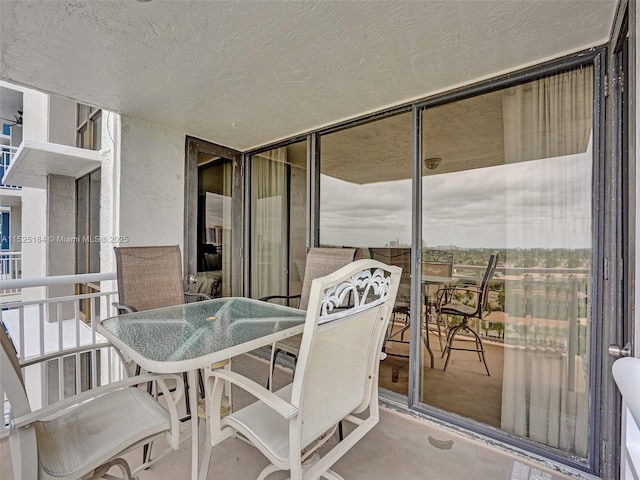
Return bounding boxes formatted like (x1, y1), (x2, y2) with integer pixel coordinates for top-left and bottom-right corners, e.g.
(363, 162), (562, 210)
(99, 297), (306, 374)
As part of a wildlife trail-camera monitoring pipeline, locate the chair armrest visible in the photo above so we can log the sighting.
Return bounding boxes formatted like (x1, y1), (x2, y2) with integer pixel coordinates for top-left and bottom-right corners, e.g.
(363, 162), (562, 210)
(20, 343), (111, 368)
(259, 294), (302, 305)
(12, 373), (184, 429)
(112, 302), (136, 314)
(207, 368), (298, 419)
(184, 291), (214, 301)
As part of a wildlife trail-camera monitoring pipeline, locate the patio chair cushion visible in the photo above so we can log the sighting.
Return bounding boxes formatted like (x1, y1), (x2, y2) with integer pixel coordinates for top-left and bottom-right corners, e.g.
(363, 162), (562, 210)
(35, 386), (170, 478)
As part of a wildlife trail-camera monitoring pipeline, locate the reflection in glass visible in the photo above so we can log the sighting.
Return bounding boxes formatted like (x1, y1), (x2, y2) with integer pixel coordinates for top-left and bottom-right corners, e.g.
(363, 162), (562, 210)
(319, 112), (412, 396)
(198, 156), (232, 297)
(249, 142), (307, 304)
(420, 66), (593, 457)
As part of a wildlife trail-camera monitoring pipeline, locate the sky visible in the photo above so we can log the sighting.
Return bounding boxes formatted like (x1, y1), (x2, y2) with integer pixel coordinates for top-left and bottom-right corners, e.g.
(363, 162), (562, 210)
(319, 152), (592, 250)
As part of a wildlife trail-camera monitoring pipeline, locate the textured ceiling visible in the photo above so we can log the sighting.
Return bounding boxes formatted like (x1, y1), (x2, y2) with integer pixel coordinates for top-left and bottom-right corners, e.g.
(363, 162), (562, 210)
(0, 0), (616, 151)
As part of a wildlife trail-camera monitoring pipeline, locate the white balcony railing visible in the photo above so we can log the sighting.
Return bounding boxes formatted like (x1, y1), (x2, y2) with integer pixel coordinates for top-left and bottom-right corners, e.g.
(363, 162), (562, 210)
(0, 145), (20, 189)
(0, 264), (590, 437)
(0, 251), (21, 293)
(0, 272), (122, 435)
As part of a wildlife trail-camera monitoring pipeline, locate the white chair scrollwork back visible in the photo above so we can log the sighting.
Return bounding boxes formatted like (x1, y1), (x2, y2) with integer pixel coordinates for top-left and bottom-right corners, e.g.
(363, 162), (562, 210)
(205, 259), (401, 480)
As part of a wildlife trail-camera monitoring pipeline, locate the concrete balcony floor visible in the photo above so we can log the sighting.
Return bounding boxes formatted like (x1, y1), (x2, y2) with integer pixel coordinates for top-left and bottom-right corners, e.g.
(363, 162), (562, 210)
(1, 354), (595, 480)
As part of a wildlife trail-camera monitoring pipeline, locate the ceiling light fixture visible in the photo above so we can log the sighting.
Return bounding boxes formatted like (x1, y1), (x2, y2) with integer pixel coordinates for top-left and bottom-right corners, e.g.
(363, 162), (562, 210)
(423, 157), (442, 171)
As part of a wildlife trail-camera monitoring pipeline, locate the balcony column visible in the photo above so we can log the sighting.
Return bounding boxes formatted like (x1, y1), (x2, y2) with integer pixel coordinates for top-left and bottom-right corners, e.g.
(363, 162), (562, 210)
(46, 174), (75, 321)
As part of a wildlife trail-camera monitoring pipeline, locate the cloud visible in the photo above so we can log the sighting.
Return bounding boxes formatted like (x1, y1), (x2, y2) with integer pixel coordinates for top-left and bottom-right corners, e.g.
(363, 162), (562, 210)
(320, 153), (592, 249)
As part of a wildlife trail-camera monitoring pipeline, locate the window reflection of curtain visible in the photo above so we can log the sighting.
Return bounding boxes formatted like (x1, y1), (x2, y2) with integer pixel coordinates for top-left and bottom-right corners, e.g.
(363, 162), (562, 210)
(251, 148), (288, 300)
(503, 68), (593, 163)
(500, 67), (592, 457)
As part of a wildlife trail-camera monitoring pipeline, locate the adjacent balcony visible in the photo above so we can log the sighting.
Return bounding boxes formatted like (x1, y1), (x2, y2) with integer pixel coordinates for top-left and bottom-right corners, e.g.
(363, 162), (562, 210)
(0, 145), (19, 189)
(2, 139), (101, 189)
(0, 250), (21, 297)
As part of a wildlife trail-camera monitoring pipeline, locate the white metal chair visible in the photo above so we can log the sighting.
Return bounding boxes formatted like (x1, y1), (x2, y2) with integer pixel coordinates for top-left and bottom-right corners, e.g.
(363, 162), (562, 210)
(205, 259), (401, 480)
(260, 247), (357, 390)
(0, 326), (183, 480)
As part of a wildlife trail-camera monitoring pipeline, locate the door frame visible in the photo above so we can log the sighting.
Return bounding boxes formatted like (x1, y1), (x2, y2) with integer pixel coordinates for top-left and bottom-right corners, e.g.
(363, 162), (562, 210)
(605, 1), (636, 478)
(406, 50), (607, 475)
(184, 136), (243, 295)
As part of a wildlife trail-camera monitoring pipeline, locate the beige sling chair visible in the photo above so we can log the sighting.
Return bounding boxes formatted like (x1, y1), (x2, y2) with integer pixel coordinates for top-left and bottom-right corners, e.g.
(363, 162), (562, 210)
(204, 259), (400, 480)
(0, 325), (182, 479)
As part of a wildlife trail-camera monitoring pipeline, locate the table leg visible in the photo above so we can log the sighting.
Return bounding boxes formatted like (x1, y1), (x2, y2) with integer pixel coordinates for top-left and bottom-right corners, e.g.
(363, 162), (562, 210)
(199, 414), (213, 480)
(198, 359), (231, 480)
(189, 370), (199, 480)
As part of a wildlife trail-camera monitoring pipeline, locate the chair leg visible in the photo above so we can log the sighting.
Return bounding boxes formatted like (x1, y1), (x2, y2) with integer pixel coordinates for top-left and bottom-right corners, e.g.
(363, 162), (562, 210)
(322, 470), (346, 480)
(434, 310), (446, 351)
(443, 323), (464, 371)
(443, 320), (490, 376)
(441, 318), (457, 358)
(257, 464), (282, 480)
(91, 458), (132, 480)
(267, 348), (282, 390)
(183, 371), (191, 415)
(466, 325), (491, 376)
(198, 368), (205, 399)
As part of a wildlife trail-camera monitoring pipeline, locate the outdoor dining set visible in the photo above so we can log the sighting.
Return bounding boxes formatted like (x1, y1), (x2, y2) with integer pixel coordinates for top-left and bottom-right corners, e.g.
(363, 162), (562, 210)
(1, 245), (497, 480)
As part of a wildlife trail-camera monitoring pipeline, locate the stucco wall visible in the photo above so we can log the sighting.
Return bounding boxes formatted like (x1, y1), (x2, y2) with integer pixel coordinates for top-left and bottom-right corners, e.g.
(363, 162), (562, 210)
(10, 204), (21, 249)
(46, 174), (75, 318)
(22, 88), (48, 142)
(19, 187), (46, 301)
(118, 116), (185, 253)
(18, 88), (49, 300)
(48, 95), (76, 146)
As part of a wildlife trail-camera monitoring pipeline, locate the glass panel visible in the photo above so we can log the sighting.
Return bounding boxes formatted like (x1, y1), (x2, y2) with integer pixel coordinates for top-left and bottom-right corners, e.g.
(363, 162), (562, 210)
(77, 104), (88, 124)
(76, 129), (87, 149)
(249, 141), (307, 305)
(198, 155), (232, 297)
(420, 66), (593, 457)
(319, 112), (412, 395)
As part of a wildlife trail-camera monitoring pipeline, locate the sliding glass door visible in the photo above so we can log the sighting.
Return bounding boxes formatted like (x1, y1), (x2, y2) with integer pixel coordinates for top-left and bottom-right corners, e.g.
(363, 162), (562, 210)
(418, 66), (594, 458)
(243, 58), (602, 469)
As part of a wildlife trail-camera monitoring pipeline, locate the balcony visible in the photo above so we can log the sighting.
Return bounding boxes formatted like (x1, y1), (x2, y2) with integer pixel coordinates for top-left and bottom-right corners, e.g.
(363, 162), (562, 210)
(0, 272), (593, 480)
(2, 139), (101, 189)
(0, 251), (21, 298)
(0, 145), (20, 189)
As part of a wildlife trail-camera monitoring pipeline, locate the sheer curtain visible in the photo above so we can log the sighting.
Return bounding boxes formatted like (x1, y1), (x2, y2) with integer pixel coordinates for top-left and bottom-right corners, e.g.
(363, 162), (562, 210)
(502, 67), (592, 164)
(500, 67), (592, 457)
(251, 147), (288, 300)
